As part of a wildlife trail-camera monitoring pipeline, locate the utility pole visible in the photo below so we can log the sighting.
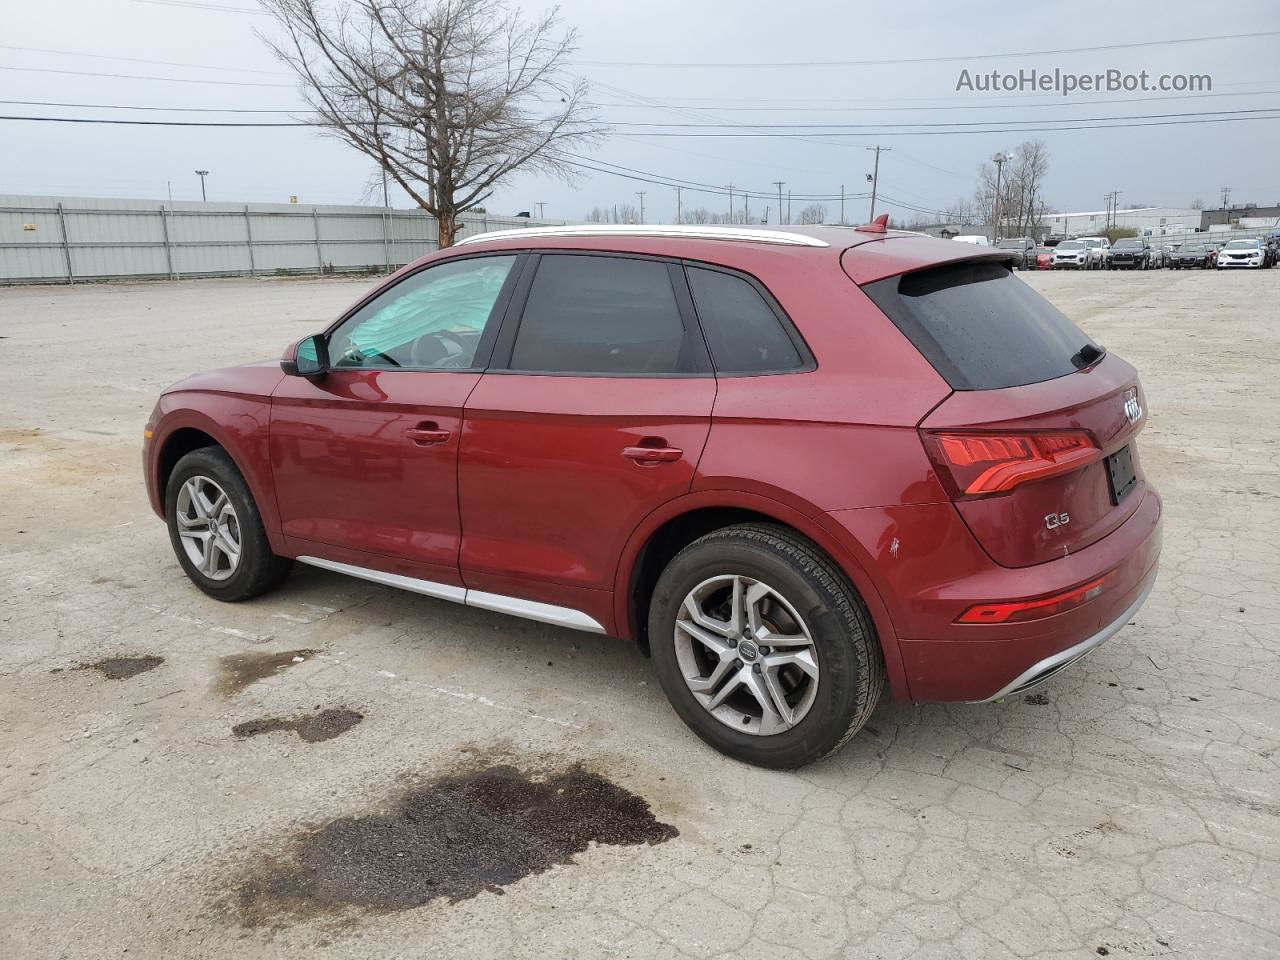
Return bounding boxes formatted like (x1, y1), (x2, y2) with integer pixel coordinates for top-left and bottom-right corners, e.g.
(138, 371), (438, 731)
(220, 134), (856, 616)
(773, 181), (785, 225)
(866, 145), (890, 220)
(636, 191), (646, 223)
(787, 189), (792, 226)
(744, 192), (750, 223)
(536, 202), (547, 219)
(1220, 186), (1232, 209)
(840, 184), (845, 225)
(194, 169), (209, 202)
(727, 184), (734, 223)
(675, 187), (682, 225)
(991, 152), (1011, 242)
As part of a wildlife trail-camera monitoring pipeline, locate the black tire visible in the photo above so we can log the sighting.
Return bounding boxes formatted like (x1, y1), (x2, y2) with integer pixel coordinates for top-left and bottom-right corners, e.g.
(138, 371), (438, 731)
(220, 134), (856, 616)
(648, 523), (884, 769)
(165, 446), (293, 602)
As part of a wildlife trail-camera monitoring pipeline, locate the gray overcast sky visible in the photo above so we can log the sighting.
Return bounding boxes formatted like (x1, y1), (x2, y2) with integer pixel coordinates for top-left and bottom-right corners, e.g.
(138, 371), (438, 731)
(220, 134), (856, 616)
(4, 0), (1279, 222)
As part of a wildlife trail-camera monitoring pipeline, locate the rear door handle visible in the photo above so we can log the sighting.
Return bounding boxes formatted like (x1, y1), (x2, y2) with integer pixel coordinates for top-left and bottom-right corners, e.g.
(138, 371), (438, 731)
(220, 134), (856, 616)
(622, 445), (683, 464)
(405, 423), (451, 446)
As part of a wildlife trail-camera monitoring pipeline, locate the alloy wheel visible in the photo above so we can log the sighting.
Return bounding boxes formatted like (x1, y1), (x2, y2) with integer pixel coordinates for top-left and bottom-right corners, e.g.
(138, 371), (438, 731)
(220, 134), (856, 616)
(175, 475), (241, 581)
(674, 574), (820, 736)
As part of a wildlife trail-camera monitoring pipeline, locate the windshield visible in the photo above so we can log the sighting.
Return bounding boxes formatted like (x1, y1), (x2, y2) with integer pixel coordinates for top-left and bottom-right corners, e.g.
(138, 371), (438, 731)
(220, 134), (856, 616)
(1114, 240), (1142, 249)
(1224, 240), (1258, 250)
(996, 240), (1025, 249)
(863, 261), (1101, 391)
(1082, 239), (1103, 247)
(1184, 246), (1205, 253)
(1057, 241), (1084, 250)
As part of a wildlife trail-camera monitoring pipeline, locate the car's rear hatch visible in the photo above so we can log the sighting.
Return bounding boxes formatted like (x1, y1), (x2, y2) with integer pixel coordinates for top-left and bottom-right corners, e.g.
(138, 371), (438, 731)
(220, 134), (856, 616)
(856, 252), (1148, 568)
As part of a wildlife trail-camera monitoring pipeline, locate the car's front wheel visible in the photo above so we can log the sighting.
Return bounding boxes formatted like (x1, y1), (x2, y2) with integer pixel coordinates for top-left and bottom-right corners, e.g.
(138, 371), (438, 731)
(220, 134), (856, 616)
(649, 524), (884, 768)
(165, 447), (293, 602)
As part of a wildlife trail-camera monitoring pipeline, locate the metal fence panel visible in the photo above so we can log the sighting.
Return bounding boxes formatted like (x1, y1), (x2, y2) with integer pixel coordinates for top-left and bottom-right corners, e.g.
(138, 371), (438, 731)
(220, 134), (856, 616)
(0, 194), (568, 284)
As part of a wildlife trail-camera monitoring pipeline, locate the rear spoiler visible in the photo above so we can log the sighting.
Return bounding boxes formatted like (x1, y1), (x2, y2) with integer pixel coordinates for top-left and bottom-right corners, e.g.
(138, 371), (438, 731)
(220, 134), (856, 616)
(842, 234), (1016, 286)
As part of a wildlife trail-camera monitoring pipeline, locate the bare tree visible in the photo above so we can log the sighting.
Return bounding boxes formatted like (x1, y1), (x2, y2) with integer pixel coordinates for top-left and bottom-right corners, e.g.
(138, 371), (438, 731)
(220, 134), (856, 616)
(680, 207), (713, 224)
(261, 0), (600, 247)
(797, 203), (827, 225)
(973, 140), (1051, 238)
(1190, 198), (1204, 210)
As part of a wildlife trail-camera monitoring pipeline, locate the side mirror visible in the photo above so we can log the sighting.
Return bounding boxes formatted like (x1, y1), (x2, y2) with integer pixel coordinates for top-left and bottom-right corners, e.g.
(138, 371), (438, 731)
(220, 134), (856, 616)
(281, 334), (329, 378)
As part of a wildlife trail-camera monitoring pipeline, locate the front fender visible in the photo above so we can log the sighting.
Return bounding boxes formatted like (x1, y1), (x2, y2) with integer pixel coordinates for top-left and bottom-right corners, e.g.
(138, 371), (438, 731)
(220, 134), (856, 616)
(145, 393), (285, 555)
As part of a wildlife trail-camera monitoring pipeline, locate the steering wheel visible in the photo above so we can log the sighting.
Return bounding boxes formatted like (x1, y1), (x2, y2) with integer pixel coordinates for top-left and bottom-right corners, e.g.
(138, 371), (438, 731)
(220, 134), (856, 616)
(337, 346), (401, 368)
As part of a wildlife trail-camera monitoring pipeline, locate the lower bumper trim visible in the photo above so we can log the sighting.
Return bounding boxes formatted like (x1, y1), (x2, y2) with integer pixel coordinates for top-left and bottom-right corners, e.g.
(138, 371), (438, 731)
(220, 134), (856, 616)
(970, 569), (1158, 703)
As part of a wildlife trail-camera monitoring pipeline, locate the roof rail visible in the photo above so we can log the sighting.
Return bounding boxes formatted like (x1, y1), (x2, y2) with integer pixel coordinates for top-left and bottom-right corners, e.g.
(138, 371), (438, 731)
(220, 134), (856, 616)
(454, 223), (830, 248)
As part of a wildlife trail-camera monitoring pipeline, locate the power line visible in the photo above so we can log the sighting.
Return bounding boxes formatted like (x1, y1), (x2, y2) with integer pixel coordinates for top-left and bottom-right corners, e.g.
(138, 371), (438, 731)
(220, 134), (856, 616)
(0, 44), (288, 76)
(594, 108), (1280, 129)
(0, 65), (293, 87)
(605, 114), (1280, 137)
(571, 31), (1280, 68)
(5, 109), (1278, 138)
(586, 88), (1280, 113)
(132, 0), (269, 14)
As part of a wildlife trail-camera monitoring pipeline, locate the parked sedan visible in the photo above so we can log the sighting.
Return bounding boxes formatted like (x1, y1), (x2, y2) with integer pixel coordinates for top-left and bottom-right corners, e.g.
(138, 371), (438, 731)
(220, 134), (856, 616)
(1217, 238), (1266, 269)
(142, 222), (1161, 769)
(1035, 246), (1054, 270)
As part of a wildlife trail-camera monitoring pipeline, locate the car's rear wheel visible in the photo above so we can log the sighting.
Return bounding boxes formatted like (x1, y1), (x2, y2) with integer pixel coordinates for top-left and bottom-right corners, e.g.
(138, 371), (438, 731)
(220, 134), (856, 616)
(165, 447), (292, 602)
(648, 523), (883, 769)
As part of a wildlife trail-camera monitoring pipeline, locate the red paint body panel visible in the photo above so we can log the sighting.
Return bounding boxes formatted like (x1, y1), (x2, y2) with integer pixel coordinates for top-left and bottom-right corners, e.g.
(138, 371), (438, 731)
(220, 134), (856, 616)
(921, 355), (1148, 567)
(144, 362), (286, 553)
(268, 368), (479, 585)
(143, 227), (1162, 706)
(458, 374), (715, 598)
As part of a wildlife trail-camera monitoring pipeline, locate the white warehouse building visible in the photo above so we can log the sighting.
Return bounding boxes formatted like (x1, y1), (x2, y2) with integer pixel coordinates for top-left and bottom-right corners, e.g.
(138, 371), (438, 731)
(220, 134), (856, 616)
(1042, 206), (1203, 239)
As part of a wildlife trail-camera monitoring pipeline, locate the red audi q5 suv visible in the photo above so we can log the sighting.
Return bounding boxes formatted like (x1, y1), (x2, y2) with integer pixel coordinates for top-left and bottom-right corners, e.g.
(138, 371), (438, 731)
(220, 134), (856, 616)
(143, 221), (1161, 768)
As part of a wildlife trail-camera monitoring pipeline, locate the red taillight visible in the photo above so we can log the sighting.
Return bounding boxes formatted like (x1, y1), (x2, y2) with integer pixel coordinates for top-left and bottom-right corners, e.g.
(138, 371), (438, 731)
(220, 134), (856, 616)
(957, 572), (1113, 624)
(925, 430), (1100, 497)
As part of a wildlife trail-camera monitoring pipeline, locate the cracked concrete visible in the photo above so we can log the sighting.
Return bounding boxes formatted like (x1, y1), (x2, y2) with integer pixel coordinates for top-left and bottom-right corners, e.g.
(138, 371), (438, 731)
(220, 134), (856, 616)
(0, 270), (1276, 958)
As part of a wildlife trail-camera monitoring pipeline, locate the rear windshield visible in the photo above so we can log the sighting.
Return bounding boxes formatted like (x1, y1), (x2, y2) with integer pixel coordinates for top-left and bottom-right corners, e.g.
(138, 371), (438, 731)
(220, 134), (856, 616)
(863, 260), (1101, 391)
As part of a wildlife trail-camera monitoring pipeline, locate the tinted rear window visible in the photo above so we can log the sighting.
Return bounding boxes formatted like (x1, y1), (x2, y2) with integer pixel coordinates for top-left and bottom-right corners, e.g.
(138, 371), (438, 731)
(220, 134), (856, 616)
(686, 266), (805, 374)
(509, 255), (706, 375)
(863, 261), (1101, 390)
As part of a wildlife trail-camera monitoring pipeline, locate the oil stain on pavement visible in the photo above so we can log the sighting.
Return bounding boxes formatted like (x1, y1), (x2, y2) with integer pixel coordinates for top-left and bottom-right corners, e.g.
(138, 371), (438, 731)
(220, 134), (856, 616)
(234, 763), (678, 925)
(79, 655), (164, 680)
(233, 707), (363, 743)
(216, 648), (318, 696)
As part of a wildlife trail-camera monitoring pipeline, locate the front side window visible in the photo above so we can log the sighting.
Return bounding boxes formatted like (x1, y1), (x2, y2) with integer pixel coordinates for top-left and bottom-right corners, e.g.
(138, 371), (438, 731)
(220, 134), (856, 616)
(686, 266), (804, 374)
(508, 255), (704, 375)
(328, 255), (516, 370)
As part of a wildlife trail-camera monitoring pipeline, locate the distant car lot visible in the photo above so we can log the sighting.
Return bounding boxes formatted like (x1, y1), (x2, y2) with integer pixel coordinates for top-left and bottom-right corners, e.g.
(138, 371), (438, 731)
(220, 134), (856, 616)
(1, 270), (1278, 959)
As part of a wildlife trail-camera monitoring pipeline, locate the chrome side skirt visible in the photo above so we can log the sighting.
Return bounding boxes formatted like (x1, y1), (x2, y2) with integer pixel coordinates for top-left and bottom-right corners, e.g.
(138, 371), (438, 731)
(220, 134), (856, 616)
(972, 570), (1158, 703)
(296, 556), (606, 635)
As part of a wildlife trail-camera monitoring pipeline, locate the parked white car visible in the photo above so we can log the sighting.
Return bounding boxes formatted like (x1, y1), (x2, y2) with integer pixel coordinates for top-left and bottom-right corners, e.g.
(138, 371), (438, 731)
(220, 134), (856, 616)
(1051, 239), (1095, 270)
(1078, 236), (1111, 269)
(1217, 239), (1265, 269)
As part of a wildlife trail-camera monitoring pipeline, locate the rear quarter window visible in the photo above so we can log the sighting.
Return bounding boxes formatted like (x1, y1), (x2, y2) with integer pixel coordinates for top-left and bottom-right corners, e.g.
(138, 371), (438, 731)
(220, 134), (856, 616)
(862, 260), (1100, 390)
(685, 266), (807, 374)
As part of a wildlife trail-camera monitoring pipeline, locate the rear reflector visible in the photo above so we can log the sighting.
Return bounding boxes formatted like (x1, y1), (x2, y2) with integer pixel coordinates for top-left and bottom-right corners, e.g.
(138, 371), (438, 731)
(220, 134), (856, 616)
(924, 429), (1100, 497)
(957, 573), (1112, 624)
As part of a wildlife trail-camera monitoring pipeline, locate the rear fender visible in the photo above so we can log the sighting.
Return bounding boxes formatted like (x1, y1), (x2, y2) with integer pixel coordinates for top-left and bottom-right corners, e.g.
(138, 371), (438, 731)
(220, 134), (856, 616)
(612, 489), (910, 700)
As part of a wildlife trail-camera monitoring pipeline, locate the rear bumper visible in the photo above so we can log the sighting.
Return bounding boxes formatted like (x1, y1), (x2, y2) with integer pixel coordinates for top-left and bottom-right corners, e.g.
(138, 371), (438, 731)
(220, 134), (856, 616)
(820, 485), (1162, 702)
(967, 566), (1157, 702)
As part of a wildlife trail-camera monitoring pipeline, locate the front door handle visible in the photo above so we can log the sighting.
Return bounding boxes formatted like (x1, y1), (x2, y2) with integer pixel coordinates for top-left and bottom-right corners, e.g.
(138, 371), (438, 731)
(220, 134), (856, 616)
(405, 423), (451, 446)
(622, 444), (683, 464)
